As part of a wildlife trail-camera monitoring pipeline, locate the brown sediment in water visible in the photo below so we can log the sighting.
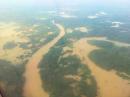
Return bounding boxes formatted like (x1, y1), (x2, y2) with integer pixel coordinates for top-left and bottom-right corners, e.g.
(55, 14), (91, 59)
(73, 37), (130, 97)
(23, 22), (65, 97)
(0, 23), (30, 64)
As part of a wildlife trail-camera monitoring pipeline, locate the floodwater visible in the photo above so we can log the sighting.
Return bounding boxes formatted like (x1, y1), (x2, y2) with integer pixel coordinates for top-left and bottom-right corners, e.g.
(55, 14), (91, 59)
(0, 23), (30, 64)
(73, 37), (130, 97)
(23, 22), (65, 97)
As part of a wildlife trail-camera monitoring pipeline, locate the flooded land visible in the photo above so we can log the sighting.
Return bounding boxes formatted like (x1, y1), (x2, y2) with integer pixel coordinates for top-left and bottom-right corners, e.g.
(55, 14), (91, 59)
(0, 1), (130, 97)
(23, 23), (65, 97)
(73, 38), (130, 97)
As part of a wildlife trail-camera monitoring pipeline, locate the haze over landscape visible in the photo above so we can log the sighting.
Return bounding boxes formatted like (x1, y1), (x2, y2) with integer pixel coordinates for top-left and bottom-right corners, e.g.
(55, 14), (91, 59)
(0, 0), (130, 97)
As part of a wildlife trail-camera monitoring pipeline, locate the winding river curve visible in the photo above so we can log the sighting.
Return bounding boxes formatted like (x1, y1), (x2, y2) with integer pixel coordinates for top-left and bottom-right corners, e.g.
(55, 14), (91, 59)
(73, 37), (130, 97)
(23, 22), (65, 97)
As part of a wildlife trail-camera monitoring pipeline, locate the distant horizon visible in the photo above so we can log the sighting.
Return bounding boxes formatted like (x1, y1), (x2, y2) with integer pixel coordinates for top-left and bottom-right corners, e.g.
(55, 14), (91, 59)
(0, 0), (130, 9)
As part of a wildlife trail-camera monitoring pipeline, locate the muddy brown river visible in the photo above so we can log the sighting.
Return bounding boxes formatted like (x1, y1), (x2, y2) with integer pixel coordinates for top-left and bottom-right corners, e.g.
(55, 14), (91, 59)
(73, 37), (130, 97)
(23, 23), (130, 97)
(23, 22), (65, 97)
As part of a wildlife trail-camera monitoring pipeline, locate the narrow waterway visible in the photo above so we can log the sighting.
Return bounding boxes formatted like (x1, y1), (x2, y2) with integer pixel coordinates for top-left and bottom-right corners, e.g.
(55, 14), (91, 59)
(23, 22), (65, 97)
(73, 37), (130, 97)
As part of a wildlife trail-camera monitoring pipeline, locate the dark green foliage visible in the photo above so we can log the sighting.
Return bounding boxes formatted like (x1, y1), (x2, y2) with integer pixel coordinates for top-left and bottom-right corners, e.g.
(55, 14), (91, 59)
(39, 38), (97, 97)
(89, 41), (130, 76)
(1, 7), (130, 97)
(0, 60), (25, 97)
(88, 40), (114, 49)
